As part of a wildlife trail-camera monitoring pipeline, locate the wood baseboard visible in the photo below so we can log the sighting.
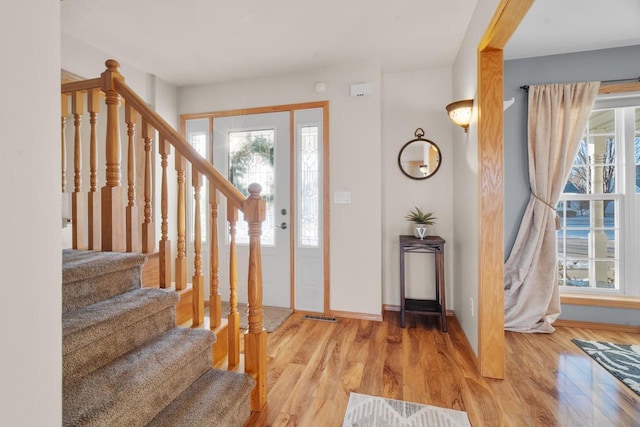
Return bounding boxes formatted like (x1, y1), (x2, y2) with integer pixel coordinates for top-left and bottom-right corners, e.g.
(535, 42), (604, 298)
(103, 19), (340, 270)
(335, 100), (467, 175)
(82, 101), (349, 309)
(211, 318), (229, 365)
(329, 310), (382, 322)
(554, 319), (640, 334)
(141, 252), (160, 287)
(175, 287), (193, 326)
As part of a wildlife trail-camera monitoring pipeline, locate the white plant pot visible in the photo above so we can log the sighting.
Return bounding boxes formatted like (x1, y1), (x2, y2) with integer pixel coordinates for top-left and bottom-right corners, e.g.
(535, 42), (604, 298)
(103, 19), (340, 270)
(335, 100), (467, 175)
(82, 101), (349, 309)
(413, 224), (428, 239)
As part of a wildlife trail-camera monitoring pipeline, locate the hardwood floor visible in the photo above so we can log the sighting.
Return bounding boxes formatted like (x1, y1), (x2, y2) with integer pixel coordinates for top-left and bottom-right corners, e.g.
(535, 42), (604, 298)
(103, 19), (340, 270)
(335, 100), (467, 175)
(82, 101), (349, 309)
(244, 311), (640, 426)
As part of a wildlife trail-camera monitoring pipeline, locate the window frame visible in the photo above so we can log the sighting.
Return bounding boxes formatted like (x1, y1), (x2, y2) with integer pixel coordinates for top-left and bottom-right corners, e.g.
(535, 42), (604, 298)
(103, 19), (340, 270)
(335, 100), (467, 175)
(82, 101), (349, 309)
(557, 100), (640, 298)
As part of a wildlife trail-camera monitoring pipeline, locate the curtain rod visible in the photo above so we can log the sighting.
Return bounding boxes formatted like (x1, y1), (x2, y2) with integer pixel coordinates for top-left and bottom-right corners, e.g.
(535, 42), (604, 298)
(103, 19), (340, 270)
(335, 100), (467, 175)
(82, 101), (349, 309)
(519, 76), (640, 91)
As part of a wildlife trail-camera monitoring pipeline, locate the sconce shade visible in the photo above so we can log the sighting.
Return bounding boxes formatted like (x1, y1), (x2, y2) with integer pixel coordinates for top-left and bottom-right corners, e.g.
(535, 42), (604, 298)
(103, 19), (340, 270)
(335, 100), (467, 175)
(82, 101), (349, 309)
(445, 99), (473, 132)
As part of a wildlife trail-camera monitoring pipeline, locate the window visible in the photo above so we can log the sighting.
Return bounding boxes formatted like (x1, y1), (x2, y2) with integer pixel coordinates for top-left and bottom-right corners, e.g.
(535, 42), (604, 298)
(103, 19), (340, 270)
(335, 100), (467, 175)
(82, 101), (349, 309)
(228, 129), (275, 245)
(557, 104), (640, 296)
(298, 126), (319, 247)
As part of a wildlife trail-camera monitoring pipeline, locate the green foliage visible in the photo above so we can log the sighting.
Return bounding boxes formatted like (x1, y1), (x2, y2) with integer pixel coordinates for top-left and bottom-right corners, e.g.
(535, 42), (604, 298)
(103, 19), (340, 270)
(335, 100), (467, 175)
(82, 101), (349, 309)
(405, 207), (436, 225)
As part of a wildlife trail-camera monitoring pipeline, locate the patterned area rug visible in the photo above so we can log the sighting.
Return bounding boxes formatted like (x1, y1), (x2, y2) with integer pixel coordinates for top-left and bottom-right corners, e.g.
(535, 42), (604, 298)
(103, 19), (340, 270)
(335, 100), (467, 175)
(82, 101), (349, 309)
(573, 339), (640, 396)
(342, 393), (471, 427)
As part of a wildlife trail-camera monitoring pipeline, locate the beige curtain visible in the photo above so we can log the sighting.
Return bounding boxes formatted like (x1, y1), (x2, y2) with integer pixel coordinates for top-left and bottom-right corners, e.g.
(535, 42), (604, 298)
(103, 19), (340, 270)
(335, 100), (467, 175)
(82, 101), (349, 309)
(504, 82), (600, 333)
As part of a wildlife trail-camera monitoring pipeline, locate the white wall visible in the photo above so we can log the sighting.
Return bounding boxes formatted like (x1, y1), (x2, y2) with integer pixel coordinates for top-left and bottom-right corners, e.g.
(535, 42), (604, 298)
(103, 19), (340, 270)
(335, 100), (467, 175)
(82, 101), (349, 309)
(179, 64), (383, 316)
(381, 67), (455, 308)
(152, 76), (179, 257)
(451, 0), (501, 354)
(61, 35), (179, 256)
(0, 1), (62, 425)
(62, 32), (153, 100)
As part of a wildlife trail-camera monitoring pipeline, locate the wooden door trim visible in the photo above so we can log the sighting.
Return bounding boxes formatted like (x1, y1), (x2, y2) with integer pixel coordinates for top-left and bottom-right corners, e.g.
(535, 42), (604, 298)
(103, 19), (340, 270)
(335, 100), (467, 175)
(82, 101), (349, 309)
(477, 0), (535, 379)
(181, 101), (329, 120)
(181, 101), (331, 314)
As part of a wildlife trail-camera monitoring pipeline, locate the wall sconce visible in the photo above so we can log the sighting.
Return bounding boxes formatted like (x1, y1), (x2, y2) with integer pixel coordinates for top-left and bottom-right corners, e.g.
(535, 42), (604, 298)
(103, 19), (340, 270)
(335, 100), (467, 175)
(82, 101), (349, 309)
(445, 99), (474, 133)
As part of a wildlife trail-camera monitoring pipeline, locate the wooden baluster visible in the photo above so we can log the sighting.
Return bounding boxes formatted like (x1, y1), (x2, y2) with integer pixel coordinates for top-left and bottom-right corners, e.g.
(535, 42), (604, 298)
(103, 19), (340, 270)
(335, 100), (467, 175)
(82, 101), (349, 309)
(209, 186), (221, 329)
(61, 94), (68, 193)
(87, 89), (101, 250)
(175, 152), (187, 290)
(71, 91), (86, 249)
(159, 136), (171, 288)
(227, 203), (240, 367)
(243, 183), (267, 410)
(141, 120), (155, 253)
(100, 59), (126, 251)
(192, 170), (205, 327)
(125, 106), (139, 252)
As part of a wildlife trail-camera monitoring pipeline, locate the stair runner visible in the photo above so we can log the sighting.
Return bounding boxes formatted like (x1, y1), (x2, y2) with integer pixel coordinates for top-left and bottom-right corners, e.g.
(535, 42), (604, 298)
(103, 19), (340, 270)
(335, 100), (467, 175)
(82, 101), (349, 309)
(62, 249), (254, 426)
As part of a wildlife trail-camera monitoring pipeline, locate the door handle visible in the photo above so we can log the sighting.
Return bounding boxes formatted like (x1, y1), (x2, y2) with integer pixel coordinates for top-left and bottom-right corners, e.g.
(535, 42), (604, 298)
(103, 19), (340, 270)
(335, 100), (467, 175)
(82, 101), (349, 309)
(276, 222), (288, 230)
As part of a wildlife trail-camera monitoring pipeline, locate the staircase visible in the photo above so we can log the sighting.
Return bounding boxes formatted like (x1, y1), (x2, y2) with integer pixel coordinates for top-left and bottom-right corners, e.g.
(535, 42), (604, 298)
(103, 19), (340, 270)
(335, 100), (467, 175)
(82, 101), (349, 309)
(62, 249), (255, 426)
(61, 59), (270, 414)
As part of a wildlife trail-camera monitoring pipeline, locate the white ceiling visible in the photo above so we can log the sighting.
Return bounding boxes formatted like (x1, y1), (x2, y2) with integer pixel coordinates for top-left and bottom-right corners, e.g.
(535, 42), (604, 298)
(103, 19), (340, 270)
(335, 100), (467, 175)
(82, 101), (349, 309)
(61, 0), (478, 87)
(62, 0), (640, 87)
(505, 0), (640, 60)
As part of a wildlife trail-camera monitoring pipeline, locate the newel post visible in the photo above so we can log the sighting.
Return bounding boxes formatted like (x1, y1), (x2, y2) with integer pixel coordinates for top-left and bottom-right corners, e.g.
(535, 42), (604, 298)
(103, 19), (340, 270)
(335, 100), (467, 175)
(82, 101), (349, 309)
(243, 183), (267, 411)
(100, 59), (126, 251)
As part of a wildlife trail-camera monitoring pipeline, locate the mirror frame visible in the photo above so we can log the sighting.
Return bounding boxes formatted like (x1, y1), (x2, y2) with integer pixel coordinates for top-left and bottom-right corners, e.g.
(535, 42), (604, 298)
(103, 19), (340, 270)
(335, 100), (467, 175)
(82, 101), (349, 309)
(397, 128), (442, 180)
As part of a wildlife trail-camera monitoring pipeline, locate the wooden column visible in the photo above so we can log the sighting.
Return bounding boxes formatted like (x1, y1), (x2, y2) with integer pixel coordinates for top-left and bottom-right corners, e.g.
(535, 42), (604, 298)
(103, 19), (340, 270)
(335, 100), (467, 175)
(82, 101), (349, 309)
(192, 170), (205, 327)
(475, 0), (533, 381)
(125, 106), (139, 252)
(71, 91), (86, 249)
(159, 136), (171, 288)
(209, 186), (221, 329)
(478, 48), (505, 379)
(175, 153), (187, 290)
(100, 59), (126, 252)
(227, 203), (240, 367)
(243, 183), (267, 410)
(141, 119), (155, 253)
(87, 89), (101, 250)
(61, 94), (68, 193)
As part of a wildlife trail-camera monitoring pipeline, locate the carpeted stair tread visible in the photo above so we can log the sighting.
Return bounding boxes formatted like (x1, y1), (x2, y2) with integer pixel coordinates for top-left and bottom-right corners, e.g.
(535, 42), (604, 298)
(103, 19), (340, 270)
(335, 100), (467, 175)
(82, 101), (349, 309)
(63, 249), (146, 284)
(63, 327), (217, 427)
(63, 288), (179, 354)
(63, 288), (180, 387)
(61, 250), (254, 425)
(146, 369), (255, 427)
(63, 249), (147, 313)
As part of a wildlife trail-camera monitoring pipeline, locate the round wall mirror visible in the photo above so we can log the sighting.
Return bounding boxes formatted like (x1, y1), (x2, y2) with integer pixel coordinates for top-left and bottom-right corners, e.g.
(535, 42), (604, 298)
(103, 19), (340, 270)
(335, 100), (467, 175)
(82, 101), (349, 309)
(398, 128), (442, 180)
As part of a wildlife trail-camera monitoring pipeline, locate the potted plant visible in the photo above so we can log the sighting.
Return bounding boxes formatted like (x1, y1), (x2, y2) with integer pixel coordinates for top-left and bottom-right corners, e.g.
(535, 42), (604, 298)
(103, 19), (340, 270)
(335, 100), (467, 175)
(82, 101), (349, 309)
(405, 207), (436, 239)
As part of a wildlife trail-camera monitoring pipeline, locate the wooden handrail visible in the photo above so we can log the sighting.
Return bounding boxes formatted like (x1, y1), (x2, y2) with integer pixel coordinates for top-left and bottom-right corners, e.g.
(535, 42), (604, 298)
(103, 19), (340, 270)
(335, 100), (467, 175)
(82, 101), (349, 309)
(113, 80), (247, 209)
(61, 66), (246, 211)
(61, 78), (101, 94)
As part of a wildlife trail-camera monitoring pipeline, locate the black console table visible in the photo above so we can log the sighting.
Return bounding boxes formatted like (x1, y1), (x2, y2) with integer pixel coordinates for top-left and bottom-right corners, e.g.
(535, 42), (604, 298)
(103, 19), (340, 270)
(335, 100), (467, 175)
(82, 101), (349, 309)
(399, 235), (446, 331)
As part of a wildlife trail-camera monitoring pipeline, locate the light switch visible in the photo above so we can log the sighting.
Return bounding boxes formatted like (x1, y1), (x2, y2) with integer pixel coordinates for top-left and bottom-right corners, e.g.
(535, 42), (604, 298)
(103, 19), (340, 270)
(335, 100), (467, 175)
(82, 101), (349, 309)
(334, 191), (351, 204)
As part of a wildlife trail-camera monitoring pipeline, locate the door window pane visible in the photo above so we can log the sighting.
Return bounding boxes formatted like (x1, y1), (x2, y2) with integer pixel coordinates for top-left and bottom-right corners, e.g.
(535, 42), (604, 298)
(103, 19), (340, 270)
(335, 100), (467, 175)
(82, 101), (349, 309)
(298, 126), (319, 247)
(228, 129), (275, 245)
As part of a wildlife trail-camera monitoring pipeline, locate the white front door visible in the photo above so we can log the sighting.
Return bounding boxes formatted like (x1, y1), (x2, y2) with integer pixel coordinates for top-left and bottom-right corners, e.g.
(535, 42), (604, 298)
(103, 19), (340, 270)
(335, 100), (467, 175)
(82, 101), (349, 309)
(213, 112), (291, 308)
